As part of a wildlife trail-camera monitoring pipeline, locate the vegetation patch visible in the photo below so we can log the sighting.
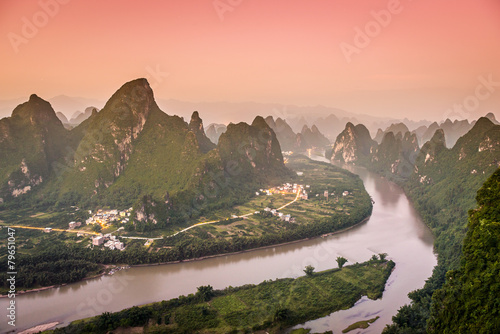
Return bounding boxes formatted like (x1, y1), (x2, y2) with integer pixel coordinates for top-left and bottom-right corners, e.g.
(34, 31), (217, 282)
(49, 259), (394, 334)
(342, 316), (380, 333)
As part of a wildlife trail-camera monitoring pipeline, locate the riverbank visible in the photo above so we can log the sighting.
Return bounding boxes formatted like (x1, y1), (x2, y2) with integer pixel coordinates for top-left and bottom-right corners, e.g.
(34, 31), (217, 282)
(0, 265), (121, 298)
(131, 216), (371, 268)
(49, 259), (395, 334)
(2, 216), (371, 299)
(0, 154), (372, 297)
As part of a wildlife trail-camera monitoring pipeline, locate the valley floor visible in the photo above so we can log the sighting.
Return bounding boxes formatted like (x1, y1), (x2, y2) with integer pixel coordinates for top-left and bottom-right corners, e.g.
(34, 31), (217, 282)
(0, 155), (373, 295)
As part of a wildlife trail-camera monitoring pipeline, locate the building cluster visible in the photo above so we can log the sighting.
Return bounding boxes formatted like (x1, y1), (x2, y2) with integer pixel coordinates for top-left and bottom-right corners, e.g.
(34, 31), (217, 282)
(318, 190), (350, 200)
(92, 234), (125, 250)
(259, 183), (309, 198)
(263, 207), (295, 223)
(86, 208), (132, 227)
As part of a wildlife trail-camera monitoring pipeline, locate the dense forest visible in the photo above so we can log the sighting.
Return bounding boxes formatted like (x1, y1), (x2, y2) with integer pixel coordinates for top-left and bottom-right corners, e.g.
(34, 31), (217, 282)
(384, 168), (500, 333)
(382, 166), (500, 332)
(427, 168), (500, 333)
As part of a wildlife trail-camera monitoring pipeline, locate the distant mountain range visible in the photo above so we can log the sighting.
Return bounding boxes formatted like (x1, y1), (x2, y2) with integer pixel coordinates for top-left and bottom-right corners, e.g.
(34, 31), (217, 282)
(205, 123), (227, 144)
(1, 95), (462, 139)
(329, 114), (499, 180)
(4, 93), (498, 155)
(0, 79), (292, 225)
(264, 116), (330, 152)
(371, 113), (498, 148)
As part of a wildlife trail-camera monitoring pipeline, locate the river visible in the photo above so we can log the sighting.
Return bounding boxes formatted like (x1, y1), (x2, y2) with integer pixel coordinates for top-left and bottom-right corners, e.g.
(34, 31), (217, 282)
(0, 156), (437, 333)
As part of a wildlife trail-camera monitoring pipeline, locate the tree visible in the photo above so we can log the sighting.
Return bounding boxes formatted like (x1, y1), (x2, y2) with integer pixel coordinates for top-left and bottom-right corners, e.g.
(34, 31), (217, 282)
(273, 307), (292, 322)
(91, 224), (102, 232)
(379, 253), (388, 261)
(336, 256), (348, 268)
(196, 285), (214, 301)
(304, 265), (315, 276)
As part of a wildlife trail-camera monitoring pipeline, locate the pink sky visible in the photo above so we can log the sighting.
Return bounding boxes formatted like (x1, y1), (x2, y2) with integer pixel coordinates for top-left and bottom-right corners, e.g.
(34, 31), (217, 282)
(1, 0), (500, 121)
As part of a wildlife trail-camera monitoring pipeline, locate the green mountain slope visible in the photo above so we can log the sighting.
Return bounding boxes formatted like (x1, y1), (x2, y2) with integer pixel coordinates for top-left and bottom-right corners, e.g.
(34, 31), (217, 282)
(427, 168), (500, 333)
(43, 78), (188, 207)
(0, 79), (292, 228)
(329, 122), (377, 164)
(218, 116), (293, 183)
(189, 111), (217, 153)
(0, 94), (68, 202)
(407, 118), (500, 268)
(329, 117), (500, 333)
(370, 131), (419, 178)
(382, 118), (500, 333)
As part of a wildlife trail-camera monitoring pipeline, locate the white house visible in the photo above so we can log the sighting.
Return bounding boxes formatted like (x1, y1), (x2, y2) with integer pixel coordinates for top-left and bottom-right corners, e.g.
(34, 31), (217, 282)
(92, 236), (104, 246)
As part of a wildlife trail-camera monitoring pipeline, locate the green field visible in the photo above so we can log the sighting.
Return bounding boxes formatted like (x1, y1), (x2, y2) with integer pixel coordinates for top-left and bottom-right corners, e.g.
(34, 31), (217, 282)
(176, 154), (371, 243)
(50, 258), (394, 334)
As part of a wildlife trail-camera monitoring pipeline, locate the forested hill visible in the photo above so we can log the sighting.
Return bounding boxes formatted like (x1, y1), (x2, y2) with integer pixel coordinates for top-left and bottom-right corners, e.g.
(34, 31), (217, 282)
(381, 119), (500, 333)
(427, 168), (500, 333)
(0, 79), (293, 225)
(327, 118), (500, 333)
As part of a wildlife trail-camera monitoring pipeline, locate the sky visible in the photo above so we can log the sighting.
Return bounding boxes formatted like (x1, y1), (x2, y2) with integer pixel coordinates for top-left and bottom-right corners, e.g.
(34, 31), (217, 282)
(1, 0), (500, 121)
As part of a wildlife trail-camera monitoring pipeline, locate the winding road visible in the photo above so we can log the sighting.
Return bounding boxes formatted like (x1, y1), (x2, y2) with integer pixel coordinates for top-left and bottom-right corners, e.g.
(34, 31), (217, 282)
(3, 225), (99, 236)
(165, 186), (303, 238)
(2, 187), (303, 241)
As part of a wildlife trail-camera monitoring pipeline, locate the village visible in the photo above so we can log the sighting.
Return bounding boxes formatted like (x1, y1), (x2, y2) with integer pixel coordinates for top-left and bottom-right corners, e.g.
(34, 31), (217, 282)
(84, 208), (134, 251)
(85, 208), (133, 227)
(38, 183), (351, 252)
(254, 182), (350, 223)
(255, 182), (309, 223)
(91, 233), (125, 250)
(259, 182), (309, 199)
(43, 208), (135, 251)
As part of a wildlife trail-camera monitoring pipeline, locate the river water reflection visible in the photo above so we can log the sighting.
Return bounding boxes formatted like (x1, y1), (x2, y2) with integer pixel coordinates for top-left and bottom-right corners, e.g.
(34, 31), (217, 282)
(1, 156), (436, 333)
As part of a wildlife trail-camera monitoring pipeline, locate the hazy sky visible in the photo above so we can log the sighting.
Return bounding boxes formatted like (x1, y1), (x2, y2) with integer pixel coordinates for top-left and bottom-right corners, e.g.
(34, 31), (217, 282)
(1, 0), (500, 121)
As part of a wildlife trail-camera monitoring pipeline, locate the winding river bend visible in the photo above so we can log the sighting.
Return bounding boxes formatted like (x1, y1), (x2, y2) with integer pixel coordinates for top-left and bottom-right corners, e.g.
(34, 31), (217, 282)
(1, 157), (437, 333)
